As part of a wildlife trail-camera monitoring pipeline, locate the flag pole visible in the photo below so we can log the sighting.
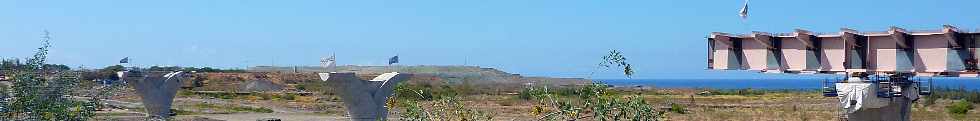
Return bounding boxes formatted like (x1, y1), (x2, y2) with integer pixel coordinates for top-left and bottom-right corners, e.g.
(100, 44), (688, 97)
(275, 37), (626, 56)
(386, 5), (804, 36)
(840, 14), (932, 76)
(386, 55), (391, 73)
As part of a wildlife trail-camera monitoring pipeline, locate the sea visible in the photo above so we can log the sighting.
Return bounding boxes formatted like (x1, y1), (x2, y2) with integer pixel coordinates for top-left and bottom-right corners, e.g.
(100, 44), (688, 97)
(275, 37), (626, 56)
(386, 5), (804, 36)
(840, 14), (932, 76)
(597, 78), (980, 90)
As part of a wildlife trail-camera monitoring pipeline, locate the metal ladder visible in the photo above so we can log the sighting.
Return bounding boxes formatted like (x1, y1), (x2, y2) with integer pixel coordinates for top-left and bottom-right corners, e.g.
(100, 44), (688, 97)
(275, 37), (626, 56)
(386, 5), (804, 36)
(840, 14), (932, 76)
(822, 78), (839, 97)
(873, 74), (896, 98)
(914, 77), (933, 95)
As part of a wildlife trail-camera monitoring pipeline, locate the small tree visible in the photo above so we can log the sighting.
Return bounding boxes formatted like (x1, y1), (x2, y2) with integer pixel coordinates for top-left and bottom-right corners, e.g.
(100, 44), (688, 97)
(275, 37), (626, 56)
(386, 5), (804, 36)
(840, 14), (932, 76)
(600, 50), (634, 78)
(0, 31), (97, 120)
(533, 50), (665, 121)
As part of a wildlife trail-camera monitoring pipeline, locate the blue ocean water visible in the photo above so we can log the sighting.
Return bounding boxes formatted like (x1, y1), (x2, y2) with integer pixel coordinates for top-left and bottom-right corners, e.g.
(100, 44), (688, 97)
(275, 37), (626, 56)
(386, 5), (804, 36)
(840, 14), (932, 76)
(597, 78), (980, 90)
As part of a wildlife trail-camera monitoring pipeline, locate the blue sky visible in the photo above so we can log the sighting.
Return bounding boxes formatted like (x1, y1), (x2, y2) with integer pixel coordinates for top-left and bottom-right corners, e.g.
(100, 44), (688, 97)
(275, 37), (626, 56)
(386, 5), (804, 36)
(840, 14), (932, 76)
(1, 0), (978, 79)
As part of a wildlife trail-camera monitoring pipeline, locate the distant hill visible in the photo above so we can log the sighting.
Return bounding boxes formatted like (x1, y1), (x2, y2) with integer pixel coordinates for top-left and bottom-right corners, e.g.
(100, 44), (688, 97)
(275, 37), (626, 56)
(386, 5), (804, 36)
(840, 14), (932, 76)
(248, 65), (590, 86)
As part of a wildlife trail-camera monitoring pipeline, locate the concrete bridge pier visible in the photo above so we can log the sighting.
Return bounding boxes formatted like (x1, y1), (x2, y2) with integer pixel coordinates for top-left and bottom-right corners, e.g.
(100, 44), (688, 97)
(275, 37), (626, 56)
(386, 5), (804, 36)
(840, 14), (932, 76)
(845, 97), (913, 121)
(319, 72), (410, 121)
(834, 74), (921, 121)
(117, 71), (187, 119)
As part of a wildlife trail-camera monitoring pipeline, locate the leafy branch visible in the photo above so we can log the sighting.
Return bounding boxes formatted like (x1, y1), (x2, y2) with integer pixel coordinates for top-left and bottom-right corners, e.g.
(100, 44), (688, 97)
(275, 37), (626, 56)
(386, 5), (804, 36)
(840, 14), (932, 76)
(599, 50), (634, 78)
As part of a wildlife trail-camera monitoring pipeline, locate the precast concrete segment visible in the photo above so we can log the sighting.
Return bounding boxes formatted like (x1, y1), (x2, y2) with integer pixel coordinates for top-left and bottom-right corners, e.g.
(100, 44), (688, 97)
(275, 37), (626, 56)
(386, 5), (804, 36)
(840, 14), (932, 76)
(708, 25), (980, 76)
(319, 72), (411, 121)
(710, 27), (953, 121)
(117, 71), (187, 119)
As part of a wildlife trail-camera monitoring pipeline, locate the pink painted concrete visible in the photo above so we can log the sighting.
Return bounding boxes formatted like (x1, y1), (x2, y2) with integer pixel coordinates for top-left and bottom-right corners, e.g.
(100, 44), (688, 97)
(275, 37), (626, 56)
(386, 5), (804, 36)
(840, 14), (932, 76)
(743, 38), (770, 70)
(869, 36), (897, 71)
(712, 39), (732, 69)
(781, 37), (808, 71)
(821, 37), (846, 71)
(913, 35), (949, 72)
(710, 27), (979, 76)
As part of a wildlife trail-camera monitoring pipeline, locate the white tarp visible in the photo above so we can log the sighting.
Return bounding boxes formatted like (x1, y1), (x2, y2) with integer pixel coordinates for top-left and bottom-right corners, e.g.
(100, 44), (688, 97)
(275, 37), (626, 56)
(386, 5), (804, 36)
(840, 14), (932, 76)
(836, 83), (889, 113)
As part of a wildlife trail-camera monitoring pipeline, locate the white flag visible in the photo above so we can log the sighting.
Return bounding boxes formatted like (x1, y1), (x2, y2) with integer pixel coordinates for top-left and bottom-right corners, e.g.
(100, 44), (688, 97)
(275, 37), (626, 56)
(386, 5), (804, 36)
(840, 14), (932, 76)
(738, 0), (749, 19)
(321, 55), (336, 72)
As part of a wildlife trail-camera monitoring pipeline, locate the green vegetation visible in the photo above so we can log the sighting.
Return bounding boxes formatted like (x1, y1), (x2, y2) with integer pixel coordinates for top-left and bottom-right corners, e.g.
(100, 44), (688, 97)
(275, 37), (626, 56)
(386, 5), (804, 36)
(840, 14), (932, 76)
(1, 58), (70, 72)
(517, 87), (549, 100)
(197, 92), (238, 99)
(397, 95), (494, 121)
(393, 82), (492, 120)
(0, 31), (98, 120)
(172, 109), (200, 115)
(599, 50), (634, 78)
(669, 103), (687, 114)
(190, 91), (301, 101)
(948, 100), (974, 115)
(523, 83), (665, 121)
(921, 86), (980, 118)
(707, 88), (767, 96)
(192, 103), (274, 113)
(924, 87), (980, 106)
(396, 49), (664, 120)
(394, 83), (462, 101)
(529, 50), (664, 120)
(230, 106), (274, 113)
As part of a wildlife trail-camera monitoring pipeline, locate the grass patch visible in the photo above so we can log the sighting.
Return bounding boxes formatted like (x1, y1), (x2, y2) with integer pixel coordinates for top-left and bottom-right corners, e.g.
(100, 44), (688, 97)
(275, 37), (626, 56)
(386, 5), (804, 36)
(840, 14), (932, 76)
(924, 87), (980, 107)
(192, 103), (274, 113)
(190, 91), (302, 101)
(172, 109), (199, 115)
(670, 103), (687, 114)
(230, 106), (274, 113)
(948, 100), (975, 115)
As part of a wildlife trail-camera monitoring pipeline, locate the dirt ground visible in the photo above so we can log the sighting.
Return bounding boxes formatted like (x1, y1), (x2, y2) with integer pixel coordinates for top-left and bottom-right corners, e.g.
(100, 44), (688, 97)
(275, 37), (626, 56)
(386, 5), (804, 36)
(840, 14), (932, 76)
(98, 89), (979, 121)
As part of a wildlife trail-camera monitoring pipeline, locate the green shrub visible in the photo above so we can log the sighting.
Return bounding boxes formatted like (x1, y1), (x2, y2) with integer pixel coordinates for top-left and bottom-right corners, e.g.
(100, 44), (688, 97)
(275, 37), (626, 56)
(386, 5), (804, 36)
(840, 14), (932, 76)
(670, 103), (687, 114)
(282, 93), (297, 100)
(948, 100), (974, 115)
(535, 83), (665, 121)
(711, 88), (766, 96)
(923, 87), (980, 104)
(0, 31), (98, 120)
(398, 90), (493, 121)
(517, 87), (548, 100)
(194, 103), (273, 113)
(394, 84), (430, 101)
(230, 106), (274, 113)
(199, 92), (237, 99)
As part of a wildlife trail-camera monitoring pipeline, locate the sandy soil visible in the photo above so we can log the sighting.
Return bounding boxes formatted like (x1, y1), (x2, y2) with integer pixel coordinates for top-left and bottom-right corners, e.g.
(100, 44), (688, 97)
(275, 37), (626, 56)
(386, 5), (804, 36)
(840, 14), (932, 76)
(98, 89), (979, 121)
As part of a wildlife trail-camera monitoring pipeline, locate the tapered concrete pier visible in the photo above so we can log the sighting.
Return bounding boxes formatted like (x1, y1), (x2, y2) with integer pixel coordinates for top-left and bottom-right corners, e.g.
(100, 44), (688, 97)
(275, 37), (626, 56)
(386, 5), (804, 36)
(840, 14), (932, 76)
(117, 70), (187, 119)
(835, 75), (919, 121)
(319, 72), (410, 121)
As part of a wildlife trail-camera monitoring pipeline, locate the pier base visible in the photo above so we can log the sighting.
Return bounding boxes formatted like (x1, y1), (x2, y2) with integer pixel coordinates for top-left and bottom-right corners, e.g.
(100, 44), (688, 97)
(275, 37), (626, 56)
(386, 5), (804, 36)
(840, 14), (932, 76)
(318, 72), (410, 121)
(833, 74), (921, 121)
(845, 98), (912, 121)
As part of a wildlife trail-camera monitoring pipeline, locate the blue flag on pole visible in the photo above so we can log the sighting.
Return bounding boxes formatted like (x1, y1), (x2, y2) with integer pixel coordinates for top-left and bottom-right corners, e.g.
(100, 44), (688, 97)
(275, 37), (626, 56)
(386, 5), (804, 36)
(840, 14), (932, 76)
(119, 57), (129, 63)
(388, 56), (399, 65)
